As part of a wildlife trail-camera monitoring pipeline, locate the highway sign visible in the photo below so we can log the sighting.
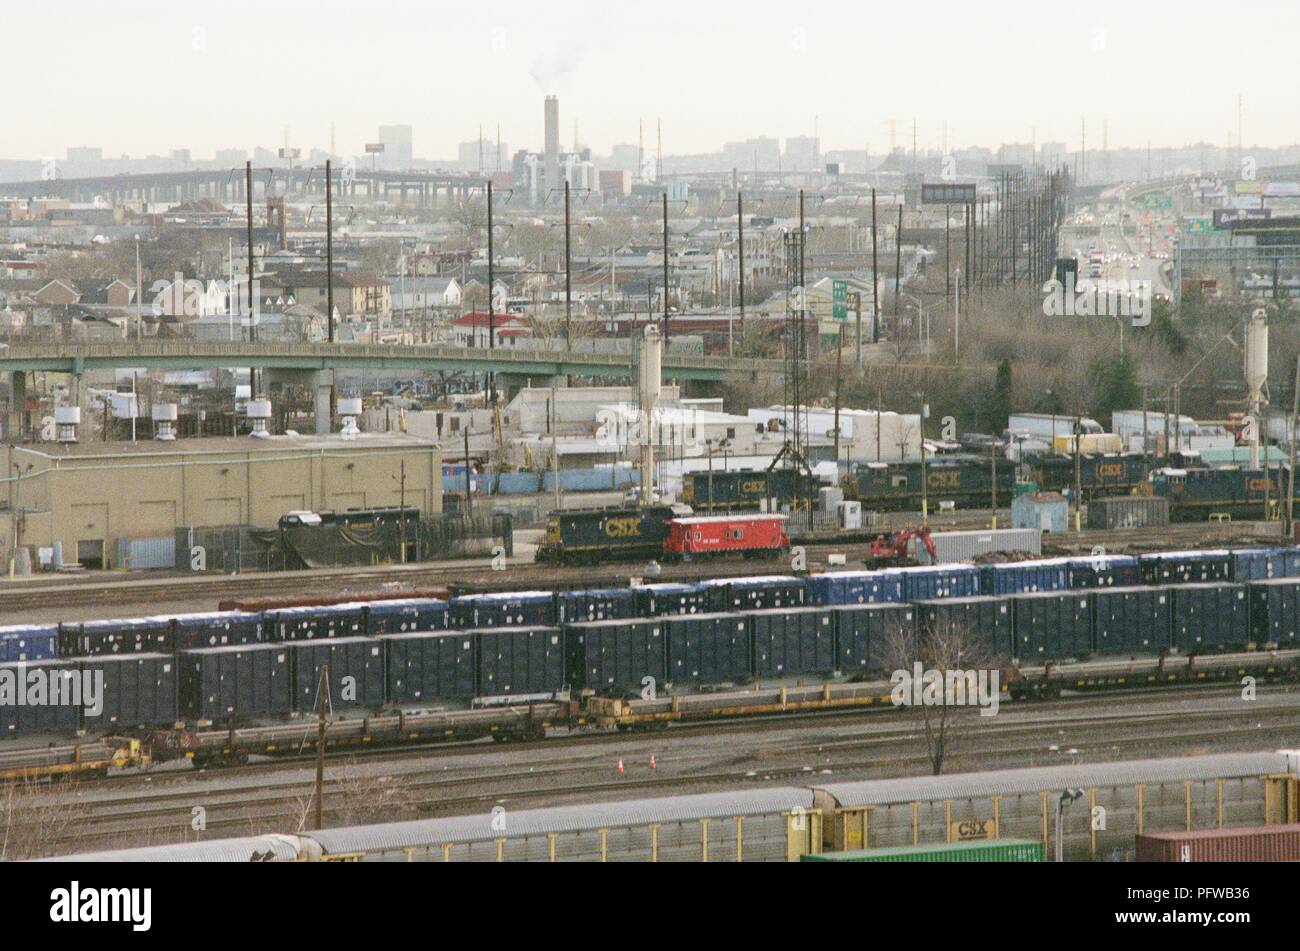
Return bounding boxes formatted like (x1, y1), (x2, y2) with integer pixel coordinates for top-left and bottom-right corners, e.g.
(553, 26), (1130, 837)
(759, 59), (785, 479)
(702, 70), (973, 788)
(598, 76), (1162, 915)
(365, 143), (386, 154)
(1139, 193), (1172, 209)
(922, 183), (976, 205)
(832, 280), (848, 320)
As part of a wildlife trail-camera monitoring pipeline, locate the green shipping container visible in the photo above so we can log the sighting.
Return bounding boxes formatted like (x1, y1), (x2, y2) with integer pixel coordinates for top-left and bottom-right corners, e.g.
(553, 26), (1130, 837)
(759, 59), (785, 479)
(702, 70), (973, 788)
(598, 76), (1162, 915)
(800, 839), (1043, 862)
(1013, 481), (1037, 498)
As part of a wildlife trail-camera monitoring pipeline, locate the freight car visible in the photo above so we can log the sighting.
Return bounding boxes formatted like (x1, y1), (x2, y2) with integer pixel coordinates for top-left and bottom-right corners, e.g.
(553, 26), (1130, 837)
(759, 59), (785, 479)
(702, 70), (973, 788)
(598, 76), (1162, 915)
(682, 468), (822, 512)
(842, 455), (1016, 512)
(535, 504), (690, 565)
(1151, 466), (1284, 521)
(664, 515), (790, 561)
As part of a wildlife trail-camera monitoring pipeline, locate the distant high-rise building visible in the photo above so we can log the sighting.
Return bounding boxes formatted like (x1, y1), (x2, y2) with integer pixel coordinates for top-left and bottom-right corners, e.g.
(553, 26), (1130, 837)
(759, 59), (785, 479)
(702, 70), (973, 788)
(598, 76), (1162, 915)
(723, 137), (781, 171)
(378, 125), (413, 168)
(215, 148), (248, 166)
(171, 149), (192, 166)
(458, 138), (510, 172)
(543, 95), (560, 202)
(66, 147), (102, 163)
(783, 136), (819, 171)
(608, 144), (640, 173)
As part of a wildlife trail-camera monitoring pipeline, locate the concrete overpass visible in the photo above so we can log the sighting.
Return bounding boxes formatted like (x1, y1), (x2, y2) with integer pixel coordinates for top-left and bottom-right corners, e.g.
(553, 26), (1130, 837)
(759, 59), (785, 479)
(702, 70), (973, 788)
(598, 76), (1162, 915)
(2, 167), (485, 207)
(0, 340), (771, 380)
(0, 340), (777, 439)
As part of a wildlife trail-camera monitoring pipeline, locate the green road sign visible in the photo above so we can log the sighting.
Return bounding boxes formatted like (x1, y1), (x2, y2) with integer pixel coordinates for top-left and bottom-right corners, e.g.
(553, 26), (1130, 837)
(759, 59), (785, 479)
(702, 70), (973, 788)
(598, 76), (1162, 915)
(1140, 193), (1172, 210)
(832, 280), (848, 320)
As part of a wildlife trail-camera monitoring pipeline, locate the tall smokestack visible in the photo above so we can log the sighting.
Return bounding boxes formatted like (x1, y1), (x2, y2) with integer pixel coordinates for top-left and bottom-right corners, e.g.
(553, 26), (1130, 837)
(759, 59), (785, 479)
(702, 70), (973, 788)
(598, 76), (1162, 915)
(544, 95), (560, 204)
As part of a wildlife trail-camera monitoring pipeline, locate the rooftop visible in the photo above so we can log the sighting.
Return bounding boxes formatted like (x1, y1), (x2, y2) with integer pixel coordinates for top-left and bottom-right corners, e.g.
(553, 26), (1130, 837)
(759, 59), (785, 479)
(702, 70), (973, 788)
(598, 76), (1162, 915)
(12, 431), (438, 460)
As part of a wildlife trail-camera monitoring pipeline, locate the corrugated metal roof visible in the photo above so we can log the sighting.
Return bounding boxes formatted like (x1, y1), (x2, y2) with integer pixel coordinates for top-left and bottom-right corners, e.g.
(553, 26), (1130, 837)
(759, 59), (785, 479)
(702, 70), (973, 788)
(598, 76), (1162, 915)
(309, 786), (813, 854)
(38, 834), (303, 863)
(816, 752), (1292, 807)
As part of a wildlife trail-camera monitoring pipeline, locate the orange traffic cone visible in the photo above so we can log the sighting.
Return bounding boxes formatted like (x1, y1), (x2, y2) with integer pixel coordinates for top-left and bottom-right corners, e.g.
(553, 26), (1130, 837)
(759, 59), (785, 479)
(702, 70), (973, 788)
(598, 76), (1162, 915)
(617, 758), (625, 775)
(649, 754), (657, 770)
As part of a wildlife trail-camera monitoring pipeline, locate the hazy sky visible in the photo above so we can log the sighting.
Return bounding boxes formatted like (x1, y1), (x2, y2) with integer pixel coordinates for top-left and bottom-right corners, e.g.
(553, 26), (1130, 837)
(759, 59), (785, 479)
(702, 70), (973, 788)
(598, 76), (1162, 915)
(8, 0), (1297, 160)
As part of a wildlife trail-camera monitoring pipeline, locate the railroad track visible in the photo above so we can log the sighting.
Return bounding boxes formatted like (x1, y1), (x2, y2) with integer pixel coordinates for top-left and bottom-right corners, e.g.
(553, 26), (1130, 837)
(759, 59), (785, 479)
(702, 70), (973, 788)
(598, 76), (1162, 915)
(0, 520), (1281, 616)
(12, 685), (1298, 857)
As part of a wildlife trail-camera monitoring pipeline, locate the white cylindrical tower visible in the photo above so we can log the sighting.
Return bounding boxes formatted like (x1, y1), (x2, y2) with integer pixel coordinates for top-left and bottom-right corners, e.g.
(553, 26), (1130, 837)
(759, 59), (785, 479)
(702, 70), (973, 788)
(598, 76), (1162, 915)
(1245, 306), (1269, 468)
(637, 324), (662, 504)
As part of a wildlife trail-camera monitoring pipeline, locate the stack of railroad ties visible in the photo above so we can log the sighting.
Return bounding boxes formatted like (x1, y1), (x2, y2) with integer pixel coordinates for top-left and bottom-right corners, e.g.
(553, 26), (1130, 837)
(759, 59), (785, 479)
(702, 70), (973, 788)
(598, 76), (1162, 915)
(2, 547), (1300, 766)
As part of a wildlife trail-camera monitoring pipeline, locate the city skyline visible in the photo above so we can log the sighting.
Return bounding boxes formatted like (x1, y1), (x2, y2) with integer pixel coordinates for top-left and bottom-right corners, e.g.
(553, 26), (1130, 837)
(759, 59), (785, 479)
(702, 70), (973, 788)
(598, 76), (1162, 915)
(6, 0), (1297, 161)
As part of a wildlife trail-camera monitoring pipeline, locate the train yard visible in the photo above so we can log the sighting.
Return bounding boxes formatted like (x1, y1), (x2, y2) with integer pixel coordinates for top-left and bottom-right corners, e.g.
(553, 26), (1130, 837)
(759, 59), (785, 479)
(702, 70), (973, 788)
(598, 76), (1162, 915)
(9, 686), (1299, 859)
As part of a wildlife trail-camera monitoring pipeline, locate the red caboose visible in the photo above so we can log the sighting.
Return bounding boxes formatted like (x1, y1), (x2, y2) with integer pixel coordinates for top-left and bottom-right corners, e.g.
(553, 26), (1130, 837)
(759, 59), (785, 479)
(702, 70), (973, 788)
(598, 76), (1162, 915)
(664, 514), (790, 560)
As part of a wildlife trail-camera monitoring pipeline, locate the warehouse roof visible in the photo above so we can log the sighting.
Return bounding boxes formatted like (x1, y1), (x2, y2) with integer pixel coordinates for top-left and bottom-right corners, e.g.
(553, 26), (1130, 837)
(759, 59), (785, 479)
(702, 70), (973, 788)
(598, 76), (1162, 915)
(13, 432), (438, 460)
(814, 752), (1294, 808)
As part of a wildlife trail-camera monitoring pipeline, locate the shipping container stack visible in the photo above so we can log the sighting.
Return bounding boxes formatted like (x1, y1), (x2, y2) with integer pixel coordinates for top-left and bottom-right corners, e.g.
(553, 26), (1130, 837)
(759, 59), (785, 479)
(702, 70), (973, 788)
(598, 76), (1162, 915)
(555, 588), (638, 624)
(474, 627), (566, 697)
(1168, 583), (1250, 651)
(0, 624), (59, 662)
(663, 613), (752, 683)
(61, 617), (173, 657)
(80, 654), (178, 728)
(267, 604), (366, 642)
(1229, 547), (1300, 582)
(833, 603), (915, 671)
(749, 607), (836, 677)
(1247, 577), (1300, 645)
(915, 596), (1013, 659)
(634, 582), (712, 616)
(381, 631), (476, 703)
(290, 638), (386, 711)
(449, 592), (557, 629)
(1012, 591), (1094, 659)
(178, 644), (293, 722)
(892, 565), (981, 602)
(1066, 555), (1141, 589)
(169, 611), (264, 650)
(1140, 550), (1232, 586)
(363, 598), (449, 635)
(978, 559), (1069, 595)
(563, 619), (666, 692)
(1090, 587), (1172, 652)
(805, 570), (905, 606)
(707, 576), (808, 612)
(0, 660), (81, 735)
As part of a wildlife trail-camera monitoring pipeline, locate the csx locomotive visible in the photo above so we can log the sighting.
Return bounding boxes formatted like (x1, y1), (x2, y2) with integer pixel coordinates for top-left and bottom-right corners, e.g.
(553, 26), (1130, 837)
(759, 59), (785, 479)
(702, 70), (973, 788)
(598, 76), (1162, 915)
(1151, 466), (1284, 521)
(681, 468), (822, 512)
(842, 455), (1017, 511)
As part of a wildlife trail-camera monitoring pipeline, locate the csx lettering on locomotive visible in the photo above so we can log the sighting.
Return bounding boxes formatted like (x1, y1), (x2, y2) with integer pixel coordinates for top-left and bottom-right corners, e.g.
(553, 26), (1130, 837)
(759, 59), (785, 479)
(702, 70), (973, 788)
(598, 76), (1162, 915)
(604, 517), (642, 537)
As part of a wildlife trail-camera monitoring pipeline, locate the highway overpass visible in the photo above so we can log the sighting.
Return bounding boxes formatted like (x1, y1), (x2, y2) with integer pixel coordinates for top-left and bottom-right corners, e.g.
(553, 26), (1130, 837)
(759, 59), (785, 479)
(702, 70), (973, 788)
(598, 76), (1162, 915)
(0, 340), (775, 382)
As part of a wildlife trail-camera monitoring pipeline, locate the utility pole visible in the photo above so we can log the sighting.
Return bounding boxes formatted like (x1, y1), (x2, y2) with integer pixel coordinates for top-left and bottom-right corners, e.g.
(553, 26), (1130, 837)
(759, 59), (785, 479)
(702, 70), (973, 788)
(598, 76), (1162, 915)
(990, 441), (998, 530)
(662, 191), (670, 344)
(869, 187), (879, 360)
(833, 327), (844, 466)
(563, 179), (573, 351)
(737, 191), (745, 336)
(245, 161), (257, 397)
(313, 663), (330, 830)
(398, 459), (407, 563)
(464, 426), (473, 520)
(1289, 356), (1300, 539)
(894, 203), (903, 318)
(325, 160), (335, 343)
(487, 180), (495, 403)
(1073, 412), (1083, 531)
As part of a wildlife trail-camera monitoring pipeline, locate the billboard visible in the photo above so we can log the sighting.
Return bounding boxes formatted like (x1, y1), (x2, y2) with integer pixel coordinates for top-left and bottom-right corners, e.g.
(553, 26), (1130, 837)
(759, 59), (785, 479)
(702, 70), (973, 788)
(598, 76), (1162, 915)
(1264, 181), (1300, 198)
(1213, 208), (1272, 228)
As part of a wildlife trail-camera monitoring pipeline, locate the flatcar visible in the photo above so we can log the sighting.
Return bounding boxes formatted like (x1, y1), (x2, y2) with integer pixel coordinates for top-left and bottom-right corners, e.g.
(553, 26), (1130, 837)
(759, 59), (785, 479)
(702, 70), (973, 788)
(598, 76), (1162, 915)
(664, 514), (790, 561)
(1151, 466), (1284, 522)
(842, 455), (1016, 511)
(535, 504), (691, 565)
(681, 468), (821, 512)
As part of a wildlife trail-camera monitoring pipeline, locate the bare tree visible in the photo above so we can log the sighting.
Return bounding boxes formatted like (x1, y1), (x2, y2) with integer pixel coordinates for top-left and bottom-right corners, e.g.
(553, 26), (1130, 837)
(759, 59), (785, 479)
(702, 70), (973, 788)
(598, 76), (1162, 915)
(0, 778), (93, 860)
(880, 619), (998, 775)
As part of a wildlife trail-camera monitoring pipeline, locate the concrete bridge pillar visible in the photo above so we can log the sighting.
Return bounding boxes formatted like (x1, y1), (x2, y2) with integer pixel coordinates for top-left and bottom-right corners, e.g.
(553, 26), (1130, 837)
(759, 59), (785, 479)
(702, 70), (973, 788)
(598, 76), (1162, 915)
(314, 371), (335, 435)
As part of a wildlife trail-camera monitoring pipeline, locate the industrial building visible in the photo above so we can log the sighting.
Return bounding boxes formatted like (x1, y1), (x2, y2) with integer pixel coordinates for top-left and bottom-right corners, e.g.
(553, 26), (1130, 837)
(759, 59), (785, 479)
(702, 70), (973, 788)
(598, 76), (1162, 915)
(1, 431), (440, 571)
